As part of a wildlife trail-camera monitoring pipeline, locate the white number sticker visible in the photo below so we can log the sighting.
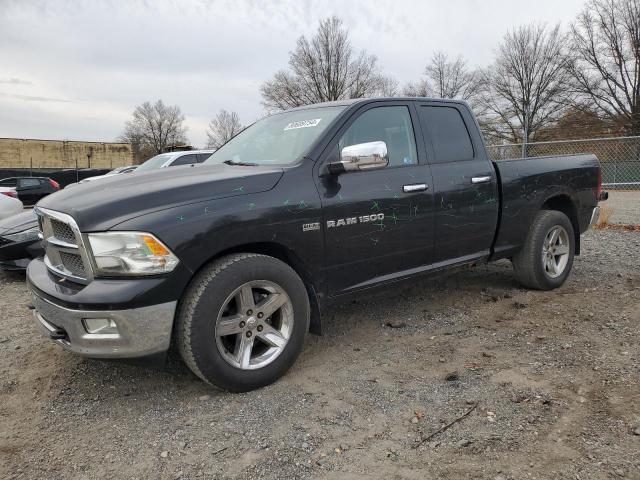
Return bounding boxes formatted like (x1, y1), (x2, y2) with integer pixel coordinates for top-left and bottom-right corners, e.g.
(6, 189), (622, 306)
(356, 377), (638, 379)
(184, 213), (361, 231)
(284, 119), (322, 131)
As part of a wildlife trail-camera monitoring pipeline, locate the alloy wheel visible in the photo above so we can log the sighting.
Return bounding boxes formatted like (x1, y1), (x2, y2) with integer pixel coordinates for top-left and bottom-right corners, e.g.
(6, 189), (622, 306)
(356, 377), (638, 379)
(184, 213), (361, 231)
(542, 225), (570, 278)
(214, 280), (293, 370)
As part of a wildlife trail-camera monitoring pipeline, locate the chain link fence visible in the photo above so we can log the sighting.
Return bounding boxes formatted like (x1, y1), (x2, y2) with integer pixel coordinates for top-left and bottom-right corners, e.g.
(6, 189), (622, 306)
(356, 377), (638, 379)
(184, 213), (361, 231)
(486, 136), (640, 190)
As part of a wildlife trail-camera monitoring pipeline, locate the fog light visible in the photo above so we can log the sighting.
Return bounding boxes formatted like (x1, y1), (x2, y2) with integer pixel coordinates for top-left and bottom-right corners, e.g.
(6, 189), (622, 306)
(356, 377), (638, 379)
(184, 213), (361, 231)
(82, 318), (118, 334)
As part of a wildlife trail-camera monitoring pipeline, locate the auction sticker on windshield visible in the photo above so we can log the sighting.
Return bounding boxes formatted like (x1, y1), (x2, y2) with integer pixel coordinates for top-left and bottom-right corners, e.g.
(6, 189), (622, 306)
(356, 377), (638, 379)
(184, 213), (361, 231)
(284, 119), (322, 131)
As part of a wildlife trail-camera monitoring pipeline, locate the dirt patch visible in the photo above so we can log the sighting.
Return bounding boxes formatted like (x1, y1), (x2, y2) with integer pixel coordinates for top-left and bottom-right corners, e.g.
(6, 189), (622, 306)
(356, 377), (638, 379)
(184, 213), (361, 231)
(1, 230), (639, 479)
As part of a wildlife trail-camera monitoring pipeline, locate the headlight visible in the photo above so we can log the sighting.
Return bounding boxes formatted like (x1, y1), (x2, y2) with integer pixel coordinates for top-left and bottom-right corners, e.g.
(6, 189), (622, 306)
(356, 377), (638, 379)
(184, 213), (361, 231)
(87, 232), (179, 276)
(2, 226), (40, 243)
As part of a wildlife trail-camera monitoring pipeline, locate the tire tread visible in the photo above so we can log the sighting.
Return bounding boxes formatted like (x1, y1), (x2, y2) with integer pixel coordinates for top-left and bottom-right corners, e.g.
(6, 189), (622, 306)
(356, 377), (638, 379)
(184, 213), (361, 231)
(513, 210), (574, 290)
(176, 253), (262, 385)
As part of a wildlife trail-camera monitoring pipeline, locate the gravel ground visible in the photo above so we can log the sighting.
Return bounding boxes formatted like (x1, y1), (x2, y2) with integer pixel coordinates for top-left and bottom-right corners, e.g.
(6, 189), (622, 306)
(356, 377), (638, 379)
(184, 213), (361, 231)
(605, 191), (640, 225)
(1, 229), (639, 480)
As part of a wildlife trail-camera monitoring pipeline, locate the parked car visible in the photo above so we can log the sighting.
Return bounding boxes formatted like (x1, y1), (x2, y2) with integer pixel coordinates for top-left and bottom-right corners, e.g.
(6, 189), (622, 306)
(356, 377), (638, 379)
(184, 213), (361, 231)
(0, 210), (41, 270)
(0, 185), (20, 200)
(134, 150), (214, 172)
(27, 98), (606, 392)
(109, 165), (138, 174)
(82, 165), (138, 182)
(0, 188), (18, 199)
(0, 177), (60, 206)
(71, 165), (138, 186)
(0, 191), (23, 220)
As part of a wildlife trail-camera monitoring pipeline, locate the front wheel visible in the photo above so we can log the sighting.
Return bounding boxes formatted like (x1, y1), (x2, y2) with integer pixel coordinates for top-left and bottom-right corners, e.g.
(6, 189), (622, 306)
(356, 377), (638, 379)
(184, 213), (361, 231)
(512, 210), (575, 290)
(176, 253), (310, 392)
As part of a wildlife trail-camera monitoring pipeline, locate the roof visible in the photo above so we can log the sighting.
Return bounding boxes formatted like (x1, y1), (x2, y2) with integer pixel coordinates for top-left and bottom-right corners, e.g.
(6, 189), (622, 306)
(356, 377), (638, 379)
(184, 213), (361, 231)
(0, 176), (51, 180)
(286, 97), (468, 112)
(287, 99), (364, 111)
(157, 150), (213, 155)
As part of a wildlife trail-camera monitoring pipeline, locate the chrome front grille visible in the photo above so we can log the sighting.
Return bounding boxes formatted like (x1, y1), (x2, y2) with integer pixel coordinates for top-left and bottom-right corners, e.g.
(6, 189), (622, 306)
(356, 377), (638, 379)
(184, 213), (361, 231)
(36, 207), (93, 284)
(59, 251), (87, 277)
(50, 219), (76, 244)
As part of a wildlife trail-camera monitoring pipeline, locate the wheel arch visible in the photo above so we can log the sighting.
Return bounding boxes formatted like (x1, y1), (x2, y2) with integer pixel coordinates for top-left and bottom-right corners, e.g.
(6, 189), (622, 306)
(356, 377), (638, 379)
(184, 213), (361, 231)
(540, 194), (581, 255)
(186, 242), (322, 335)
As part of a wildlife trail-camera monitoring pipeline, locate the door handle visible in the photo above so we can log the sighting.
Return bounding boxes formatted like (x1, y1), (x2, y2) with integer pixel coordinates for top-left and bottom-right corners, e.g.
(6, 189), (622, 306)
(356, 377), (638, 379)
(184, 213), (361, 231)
(471, 176), (492, 184)
(403, 183), (428, 193)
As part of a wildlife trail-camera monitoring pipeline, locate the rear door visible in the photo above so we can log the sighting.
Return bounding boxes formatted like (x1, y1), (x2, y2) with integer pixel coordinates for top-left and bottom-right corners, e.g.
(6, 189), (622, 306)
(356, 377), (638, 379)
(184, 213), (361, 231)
(316, 102), (435, 295)
(416, 102), (499, 264)
(17, 178), (44, 205)
(170, 154), (199, 166)
(196, 153), (212, 163)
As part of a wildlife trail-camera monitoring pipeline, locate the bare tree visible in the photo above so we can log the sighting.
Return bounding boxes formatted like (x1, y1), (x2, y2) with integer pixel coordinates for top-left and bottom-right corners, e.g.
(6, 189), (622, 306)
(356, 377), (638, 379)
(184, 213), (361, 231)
(478, 24), (572, 143)
(404, 52), (481, 101)
(260, 16), (396, 110)
(403, 79), (430, 97)
(376, 76), (400, 97)
(120, 100), (188, 161)
(206, 110), (243, 150)
(568, 0), (640, 135)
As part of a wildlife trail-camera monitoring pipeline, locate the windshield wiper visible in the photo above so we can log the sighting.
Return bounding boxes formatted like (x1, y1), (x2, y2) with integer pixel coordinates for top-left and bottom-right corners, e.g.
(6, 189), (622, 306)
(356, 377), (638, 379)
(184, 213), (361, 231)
(223, 160), (259, 166)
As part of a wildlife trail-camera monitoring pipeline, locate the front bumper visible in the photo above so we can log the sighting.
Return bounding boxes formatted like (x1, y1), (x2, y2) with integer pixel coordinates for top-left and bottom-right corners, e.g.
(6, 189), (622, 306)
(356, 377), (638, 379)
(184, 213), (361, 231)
(0, 258), (31, 270)
(30, 289), (176, 358)
(0, 238), (43, 270)
(27, 258), (178, 359)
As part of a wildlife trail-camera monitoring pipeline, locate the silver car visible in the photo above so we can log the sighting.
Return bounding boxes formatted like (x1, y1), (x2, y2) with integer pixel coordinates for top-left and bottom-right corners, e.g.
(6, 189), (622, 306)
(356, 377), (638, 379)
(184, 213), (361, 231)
(135, 150), (214, 172)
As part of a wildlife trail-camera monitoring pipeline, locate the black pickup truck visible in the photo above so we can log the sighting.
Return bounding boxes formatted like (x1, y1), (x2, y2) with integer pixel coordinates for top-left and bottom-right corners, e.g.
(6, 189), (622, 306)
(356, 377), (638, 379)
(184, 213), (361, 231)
(27, 98), (605, 391)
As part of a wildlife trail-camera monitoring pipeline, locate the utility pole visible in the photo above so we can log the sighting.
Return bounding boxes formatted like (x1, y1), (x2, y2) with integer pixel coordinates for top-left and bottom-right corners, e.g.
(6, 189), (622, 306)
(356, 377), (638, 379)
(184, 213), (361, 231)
(522, 101), (530, 159)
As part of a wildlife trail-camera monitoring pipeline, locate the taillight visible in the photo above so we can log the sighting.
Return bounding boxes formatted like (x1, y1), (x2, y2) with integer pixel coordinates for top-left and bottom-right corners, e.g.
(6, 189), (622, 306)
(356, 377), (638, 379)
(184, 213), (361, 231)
(1, 191), (17, 198)
(50, 179), (60, 189)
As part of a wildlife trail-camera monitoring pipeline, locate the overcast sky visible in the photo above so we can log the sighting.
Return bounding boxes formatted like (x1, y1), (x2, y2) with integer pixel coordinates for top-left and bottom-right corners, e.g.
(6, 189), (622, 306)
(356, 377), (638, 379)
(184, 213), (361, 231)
(1, 0), (587, 148)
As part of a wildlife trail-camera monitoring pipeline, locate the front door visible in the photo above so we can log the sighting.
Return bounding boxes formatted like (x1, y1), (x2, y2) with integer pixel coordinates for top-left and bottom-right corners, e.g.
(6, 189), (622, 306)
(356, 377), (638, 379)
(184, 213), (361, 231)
(316, 103), (435, 295)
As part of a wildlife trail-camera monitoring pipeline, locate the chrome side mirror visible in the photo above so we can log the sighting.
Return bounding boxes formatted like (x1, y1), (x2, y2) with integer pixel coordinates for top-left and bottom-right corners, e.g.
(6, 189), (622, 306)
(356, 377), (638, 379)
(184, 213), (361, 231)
(328, 141), (389, 174)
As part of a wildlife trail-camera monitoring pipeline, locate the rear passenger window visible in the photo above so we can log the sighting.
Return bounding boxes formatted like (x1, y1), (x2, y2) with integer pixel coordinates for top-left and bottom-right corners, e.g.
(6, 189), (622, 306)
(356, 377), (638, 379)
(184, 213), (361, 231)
(419, 106), (474, 163)
(339, 106), (418, 168)
(19, 178), (41, 187)
(171, 154), (199, 166)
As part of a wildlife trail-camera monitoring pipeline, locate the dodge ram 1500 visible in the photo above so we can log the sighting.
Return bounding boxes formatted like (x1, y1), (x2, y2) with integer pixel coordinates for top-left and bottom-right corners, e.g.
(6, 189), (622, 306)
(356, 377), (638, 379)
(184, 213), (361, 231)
(27, 98), (606, 391)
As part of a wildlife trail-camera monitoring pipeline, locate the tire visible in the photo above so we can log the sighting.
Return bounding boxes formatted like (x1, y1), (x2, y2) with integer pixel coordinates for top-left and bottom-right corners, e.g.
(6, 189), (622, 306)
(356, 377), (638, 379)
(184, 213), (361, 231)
(512, 210), (575, 290)
(176, 253), (309, 392)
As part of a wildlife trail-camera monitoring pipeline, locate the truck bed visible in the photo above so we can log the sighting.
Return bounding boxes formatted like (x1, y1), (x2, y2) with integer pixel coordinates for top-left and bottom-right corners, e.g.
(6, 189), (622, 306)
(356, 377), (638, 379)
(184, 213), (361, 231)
(492, 154), (600, 259)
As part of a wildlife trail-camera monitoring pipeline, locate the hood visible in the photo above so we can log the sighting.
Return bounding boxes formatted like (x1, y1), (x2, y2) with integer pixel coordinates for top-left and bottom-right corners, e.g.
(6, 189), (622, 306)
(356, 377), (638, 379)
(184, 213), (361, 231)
(0, 210), (37, 235)
(37, 163), (284, 231)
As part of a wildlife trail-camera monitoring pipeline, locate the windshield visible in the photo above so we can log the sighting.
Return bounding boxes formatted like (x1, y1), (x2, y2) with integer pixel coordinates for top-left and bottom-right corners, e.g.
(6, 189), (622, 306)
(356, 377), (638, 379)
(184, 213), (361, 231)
(136, 153), (176, 171)
(205, 106), (346, 166)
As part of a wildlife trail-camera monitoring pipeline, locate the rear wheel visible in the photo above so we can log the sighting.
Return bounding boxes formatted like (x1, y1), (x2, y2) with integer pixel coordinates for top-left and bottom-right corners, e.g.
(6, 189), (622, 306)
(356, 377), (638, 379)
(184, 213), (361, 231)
(176, 253), (309, 392)
(512, 210), (575, 290)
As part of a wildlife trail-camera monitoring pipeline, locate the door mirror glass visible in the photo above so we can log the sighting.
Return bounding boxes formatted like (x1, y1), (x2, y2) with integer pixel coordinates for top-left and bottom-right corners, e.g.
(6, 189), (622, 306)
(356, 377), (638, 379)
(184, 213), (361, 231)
(328, 141), (389, 174)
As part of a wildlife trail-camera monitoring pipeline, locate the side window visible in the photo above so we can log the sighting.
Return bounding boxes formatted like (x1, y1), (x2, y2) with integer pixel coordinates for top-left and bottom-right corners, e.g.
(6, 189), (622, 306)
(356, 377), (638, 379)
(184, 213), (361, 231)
(19, 178), (41, 187)
(338, 106), (418, 168)
(419, 106), (474, 163)
(197, 153), (212, 163)
(0, 178), (17, 187)
(171, 154), (199, 166)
